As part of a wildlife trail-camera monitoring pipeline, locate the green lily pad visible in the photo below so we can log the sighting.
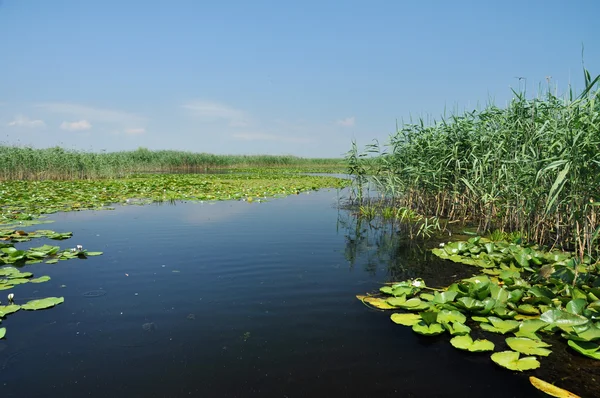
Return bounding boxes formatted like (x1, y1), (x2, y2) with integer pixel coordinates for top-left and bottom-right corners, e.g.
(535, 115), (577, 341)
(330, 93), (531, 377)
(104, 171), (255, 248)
(514, 319), (548, 340)
(0, 327), (5, 339)
(567, 340), (600, 360)
(472, 316), (490, 323)
(480, 317), (520, 334)
(386, 295), (408, 307)
(432, 291), (458, 304)
(450, 334), (495, 352)
(29, 275), (51, 283)
(540, 309), (589, 328)
(396, 298), (430, 311)
(0, 304), (21, 317)
(491, 350), (541, 371)
(437, 309), (467, 325)
(505, 337), (552, 357)
(84, 251), (103, 256)
(412, 322), (445, 336)
(444, 321), (472, 336)
(21, 297), (64, 311)
(390, 313), (421, 326)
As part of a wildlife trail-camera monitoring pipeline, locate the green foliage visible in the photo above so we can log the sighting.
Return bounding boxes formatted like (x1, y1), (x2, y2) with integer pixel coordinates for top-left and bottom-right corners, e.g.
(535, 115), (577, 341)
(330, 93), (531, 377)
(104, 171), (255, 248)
(345, 69), (600, 259)
(0, 146), (345, 180)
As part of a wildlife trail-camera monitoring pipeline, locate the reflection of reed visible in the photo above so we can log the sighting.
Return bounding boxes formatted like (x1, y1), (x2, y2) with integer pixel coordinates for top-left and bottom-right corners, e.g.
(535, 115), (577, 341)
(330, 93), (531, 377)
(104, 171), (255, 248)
(337, 210), (471, 286)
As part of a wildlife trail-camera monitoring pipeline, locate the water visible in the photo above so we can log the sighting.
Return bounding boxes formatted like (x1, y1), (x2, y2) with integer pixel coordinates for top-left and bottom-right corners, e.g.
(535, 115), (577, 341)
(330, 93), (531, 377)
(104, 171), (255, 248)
(0, 190), (551, 397)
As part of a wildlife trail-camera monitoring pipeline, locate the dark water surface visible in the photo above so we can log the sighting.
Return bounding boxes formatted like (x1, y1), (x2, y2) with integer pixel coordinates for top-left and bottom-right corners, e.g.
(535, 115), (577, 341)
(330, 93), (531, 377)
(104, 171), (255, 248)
(1, 190), (554, 397)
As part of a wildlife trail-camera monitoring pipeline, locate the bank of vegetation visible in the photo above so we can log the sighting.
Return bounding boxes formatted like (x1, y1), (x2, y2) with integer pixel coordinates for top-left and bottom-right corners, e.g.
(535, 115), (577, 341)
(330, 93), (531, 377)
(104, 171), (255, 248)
(345, 68), (600, 260)
(0, 146), (345, 181)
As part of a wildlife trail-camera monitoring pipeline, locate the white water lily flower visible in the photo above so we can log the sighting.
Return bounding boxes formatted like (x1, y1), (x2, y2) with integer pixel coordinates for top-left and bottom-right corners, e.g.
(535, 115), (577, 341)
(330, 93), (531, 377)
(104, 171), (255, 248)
(76, 244), (83, 251)
(8, 293), (14, 303)
(412, 280), (423, 287)
(439, 243), (445, 247)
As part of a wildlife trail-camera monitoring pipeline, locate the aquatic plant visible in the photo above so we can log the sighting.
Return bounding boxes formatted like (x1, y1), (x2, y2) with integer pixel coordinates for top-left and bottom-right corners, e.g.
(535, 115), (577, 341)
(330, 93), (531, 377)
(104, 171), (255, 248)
(0, 173), (348, 226)
(345, 66), (600, 261)
(357, 236), (600, 396)
(0, 146), (345, 181)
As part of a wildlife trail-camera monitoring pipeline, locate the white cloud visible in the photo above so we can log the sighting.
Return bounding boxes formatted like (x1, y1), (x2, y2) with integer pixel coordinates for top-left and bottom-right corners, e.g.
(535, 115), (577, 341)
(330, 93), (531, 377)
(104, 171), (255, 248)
(60, 120), (92, 131)
(232, 132), (312, 144)
(36, 102), (146, 124)
(7, 115), (46, 128)
(183, 100), (249, 127)
(336, 116), (355, 127)
(124, 128), (145, 135)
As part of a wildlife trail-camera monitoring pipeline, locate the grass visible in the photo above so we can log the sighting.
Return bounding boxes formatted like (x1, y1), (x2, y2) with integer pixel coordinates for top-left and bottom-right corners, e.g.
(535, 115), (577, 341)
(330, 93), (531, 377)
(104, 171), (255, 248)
(345, 66), (600, 259)
(0, 146), (345, 181)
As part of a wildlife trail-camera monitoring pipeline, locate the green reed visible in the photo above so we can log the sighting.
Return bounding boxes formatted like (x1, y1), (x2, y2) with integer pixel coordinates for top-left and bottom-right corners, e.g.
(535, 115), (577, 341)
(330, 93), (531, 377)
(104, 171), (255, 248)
(346, 67), (600, 258)
(0, 146), (344, 181)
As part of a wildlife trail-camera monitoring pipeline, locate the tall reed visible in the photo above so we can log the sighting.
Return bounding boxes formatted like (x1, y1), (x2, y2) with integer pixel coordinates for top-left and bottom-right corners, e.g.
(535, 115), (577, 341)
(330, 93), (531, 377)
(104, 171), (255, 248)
(346, 68), (600, 259)
(0, 146), (344, 181)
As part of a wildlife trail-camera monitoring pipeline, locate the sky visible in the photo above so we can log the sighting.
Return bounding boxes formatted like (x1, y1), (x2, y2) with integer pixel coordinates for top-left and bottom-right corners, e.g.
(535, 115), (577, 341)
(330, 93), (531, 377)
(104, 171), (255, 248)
(1, 0), (599, 158)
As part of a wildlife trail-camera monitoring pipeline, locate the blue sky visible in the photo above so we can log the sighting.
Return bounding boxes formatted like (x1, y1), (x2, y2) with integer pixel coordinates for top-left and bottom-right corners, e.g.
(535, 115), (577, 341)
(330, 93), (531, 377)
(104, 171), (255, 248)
(1, 0), (598, 157)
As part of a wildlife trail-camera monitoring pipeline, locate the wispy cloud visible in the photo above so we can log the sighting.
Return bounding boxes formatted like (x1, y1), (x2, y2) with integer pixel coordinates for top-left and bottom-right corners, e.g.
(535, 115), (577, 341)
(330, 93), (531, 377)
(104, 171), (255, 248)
(124, 128), (145, 135)
(60, 120), (92, 131)
(183, 100), (249, 127)
(336, 116), (355, 127)
(7, 115), (46, 128)
(36, 102), (146, 125)
(232, 132), (312, 143)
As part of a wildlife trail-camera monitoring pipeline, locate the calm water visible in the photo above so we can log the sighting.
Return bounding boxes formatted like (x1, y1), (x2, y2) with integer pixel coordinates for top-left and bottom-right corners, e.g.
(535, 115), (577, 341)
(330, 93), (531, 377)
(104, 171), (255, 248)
(1, 189), (544, 397)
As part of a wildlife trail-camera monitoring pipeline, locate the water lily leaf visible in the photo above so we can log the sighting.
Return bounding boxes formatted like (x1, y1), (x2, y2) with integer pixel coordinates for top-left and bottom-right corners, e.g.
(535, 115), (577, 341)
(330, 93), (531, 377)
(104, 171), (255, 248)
(412, 322), (445, 336)
(506, 337), (552, 356)
(6, 278), (29, 285)
(566, 299), (587, 316)
(491, 350), (540, 371)
(0, 304), (21, 317)
(450, 334), (494, 352)
(456, 297), (485, 311)
(540, 309), (589, 328)
(517, 304), (540, 315)
(445, 321), (471, 336)
(565, 324), (600, 342)
(386, 295), (407, 307)
(85, 251), (103, 256)
(390, 313), (421, 326)
(529, 376), (581, 398)
(0, 327), (5, 339)
(392, 286), (416, 297)
(514, 319), (548, 339)
(396, 298), (430, 311)
(29, 275), (51, 283)
(380, 286), (393, 295)
(529, 286), (555, 299)
(21, 297), (64, 311)
(508, 289), (524, 303)
(490, 283), (509, 304)
(420, 311), (438, 325)
(567, 340), (600, 360)
(480, 317), (520, 334)
(437, 309), (466, 325)
(419, 293), (435, 302)
(432, 290), (458, 304)
(45, 259), (59, 264)
(472, 316), (489, 323)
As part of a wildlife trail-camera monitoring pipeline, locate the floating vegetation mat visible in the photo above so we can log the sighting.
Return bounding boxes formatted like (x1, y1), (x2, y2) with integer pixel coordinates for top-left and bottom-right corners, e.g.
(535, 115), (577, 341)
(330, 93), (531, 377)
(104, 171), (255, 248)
(0, 228), (103, 341)
(357, 236), (599, 396)
(0, 173), (348, 226)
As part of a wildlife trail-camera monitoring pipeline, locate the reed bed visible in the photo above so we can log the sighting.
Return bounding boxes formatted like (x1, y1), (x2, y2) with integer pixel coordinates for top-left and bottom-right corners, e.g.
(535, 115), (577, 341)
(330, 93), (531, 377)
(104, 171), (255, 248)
(346, 69), (600, 258)
(0, 146), (344, 181)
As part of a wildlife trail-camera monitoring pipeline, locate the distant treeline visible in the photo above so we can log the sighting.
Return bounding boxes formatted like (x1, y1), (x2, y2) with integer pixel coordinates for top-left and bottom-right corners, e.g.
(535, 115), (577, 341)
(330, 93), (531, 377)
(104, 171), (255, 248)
(0, 146), (345, 180)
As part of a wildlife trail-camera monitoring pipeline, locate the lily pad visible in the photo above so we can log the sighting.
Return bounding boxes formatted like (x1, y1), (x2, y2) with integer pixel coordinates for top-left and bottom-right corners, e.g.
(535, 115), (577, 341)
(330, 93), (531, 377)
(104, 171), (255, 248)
(491, 350), (541, 371)
(450, 334), (495, 352)
(444, 321), (471, 336)
(29, 275), (51, 283)
(437, 309), (467, 325)
(21, 297), (64, 311)
(356, 295), (396, 310)
(505, 337), (552, 357)
(412, 322), (445, 336)
(480, 317), (520, 334)
(0, 327), (5, 339)
(390, 313), (421, 326)
(567, 340), (600, 360)
(0, 304), (21, 317)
